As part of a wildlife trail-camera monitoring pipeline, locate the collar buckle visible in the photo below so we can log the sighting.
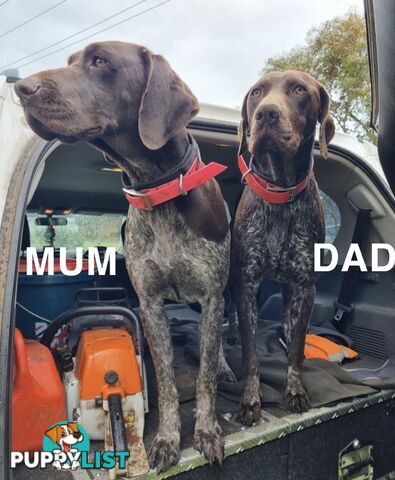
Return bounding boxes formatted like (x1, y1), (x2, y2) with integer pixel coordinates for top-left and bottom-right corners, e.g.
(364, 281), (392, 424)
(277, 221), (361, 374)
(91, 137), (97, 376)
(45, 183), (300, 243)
(122, 188), (153, 211)
(241, 168), (252, 185)
(266, 184), (297, 203)
(179, 174), (188, 196)
(288, 187), (297, 203)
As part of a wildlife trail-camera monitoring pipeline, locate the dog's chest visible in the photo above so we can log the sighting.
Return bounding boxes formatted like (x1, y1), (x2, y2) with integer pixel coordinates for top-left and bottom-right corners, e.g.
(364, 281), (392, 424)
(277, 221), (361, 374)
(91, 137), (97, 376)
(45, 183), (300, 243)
(238, 188), (324, 283)
(123, 206), (229, 300)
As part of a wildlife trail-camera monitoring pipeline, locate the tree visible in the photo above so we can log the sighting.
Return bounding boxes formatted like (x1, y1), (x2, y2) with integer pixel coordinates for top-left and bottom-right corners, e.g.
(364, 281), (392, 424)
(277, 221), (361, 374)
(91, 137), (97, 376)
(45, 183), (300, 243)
(261, 10), (376, 144)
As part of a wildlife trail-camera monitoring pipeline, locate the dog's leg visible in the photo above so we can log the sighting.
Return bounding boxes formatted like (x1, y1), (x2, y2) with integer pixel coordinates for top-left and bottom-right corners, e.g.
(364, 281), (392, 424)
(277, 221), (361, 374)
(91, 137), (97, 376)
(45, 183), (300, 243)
(139, 299), (181, 473)
(227, 299), (239, 345)
(218, 338), (237, 383)
(194, 294), (225, 464)
(283, 283), (315, 413)
(234, 279), (261, 426)
(217, 292), (237, 383)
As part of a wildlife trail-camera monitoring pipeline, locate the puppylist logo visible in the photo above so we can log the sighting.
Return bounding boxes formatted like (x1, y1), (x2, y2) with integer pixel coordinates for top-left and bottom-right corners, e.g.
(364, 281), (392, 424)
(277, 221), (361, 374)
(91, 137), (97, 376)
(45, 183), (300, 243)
(11, 421), (129, 471)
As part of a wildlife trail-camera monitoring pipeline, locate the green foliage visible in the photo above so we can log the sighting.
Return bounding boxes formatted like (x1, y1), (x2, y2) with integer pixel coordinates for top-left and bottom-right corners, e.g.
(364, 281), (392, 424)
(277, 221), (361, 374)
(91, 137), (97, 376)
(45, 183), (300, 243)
(261, 10), (376, 144)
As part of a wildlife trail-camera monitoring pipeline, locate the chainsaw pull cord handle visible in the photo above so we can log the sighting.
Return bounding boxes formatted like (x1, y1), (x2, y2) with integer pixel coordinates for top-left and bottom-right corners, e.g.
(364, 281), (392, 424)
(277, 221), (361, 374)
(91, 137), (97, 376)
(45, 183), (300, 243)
(13, 328), (32, 389)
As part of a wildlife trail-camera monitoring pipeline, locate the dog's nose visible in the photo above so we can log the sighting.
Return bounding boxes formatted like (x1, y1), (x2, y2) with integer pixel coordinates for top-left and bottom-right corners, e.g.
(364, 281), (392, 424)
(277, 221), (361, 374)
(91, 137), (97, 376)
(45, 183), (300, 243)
(255, 105), (280, 125)
(73, 432), (81, 439)
(15, 77), (41, 101)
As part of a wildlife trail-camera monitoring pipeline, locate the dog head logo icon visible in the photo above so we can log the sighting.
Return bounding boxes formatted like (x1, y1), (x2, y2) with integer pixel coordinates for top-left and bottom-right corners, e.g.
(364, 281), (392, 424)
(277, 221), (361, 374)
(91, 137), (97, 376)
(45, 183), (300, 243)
(43, 422), (89, 471)
(45, 422), (83, 453)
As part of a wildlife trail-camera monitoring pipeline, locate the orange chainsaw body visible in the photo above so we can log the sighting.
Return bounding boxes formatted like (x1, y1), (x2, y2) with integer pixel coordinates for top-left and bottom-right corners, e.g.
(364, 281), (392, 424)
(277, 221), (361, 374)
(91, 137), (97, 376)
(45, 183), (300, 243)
(75, 328), (142, 400)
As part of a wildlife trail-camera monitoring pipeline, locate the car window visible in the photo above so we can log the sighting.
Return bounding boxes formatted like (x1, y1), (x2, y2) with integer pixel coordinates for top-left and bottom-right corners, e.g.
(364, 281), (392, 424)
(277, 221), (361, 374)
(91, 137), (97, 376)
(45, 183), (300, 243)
(26, 212), (126, 252)
(320, 191), (341, 243)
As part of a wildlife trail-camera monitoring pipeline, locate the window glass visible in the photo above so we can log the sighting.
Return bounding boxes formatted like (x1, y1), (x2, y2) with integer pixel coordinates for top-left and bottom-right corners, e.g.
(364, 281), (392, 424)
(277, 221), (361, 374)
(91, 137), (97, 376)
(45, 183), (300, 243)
(320, 191), (341, 243)
(26, 212), (126, 252)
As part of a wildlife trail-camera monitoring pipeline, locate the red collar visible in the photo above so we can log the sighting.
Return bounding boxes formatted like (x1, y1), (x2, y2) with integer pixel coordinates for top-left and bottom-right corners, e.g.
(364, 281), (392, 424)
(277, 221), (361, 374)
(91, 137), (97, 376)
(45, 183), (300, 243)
(237, 154), (312, 204)
(123, 155), (227, 210)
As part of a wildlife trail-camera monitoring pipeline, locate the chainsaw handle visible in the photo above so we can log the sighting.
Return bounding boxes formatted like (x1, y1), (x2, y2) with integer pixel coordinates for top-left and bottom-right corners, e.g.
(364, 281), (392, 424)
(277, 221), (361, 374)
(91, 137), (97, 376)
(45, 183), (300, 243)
(41, 306), (143, 356)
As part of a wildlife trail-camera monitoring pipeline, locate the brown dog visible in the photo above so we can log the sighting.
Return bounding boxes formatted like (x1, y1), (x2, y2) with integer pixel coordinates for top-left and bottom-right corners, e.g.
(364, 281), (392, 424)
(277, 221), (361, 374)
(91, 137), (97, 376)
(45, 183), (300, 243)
(231, 71), (335, 425)
(15, 41), (234, 472)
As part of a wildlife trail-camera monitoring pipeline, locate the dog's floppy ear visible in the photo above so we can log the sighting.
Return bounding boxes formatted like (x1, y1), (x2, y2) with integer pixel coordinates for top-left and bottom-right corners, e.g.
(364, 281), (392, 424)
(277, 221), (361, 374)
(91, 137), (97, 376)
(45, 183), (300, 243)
(68, 422), (79, 433)
(238, 90), (250, 156)
(138, 48), (199, 150)
(45, 425), (61, 443)
(317, 84), (335, 159)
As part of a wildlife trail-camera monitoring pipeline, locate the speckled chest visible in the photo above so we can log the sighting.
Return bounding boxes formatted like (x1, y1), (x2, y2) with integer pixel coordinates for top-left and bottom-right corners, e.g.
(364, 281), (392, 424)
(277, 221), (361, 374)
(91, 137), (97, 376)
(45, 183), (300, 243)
(123, 203), (230, 301)
(235, 178), (325, 285)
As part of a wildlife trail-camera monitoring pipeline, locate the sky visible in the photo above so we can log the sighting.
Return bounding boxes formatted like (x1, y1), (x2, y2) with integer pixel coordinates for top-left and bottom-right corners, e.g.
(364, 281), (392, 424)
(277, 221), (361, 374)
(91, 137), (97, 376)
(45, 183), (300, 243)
(0, 0), (363, 108)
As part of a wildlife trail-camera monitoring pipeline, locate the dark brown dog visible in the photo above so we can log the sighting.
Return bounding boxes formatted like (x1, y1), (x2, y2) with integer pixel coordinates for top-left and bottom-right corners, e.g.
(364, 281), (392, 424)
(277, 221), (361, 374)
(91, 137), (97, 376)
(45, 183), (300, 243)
(15, 41), (234, 472)
(231, 70), (335, 425)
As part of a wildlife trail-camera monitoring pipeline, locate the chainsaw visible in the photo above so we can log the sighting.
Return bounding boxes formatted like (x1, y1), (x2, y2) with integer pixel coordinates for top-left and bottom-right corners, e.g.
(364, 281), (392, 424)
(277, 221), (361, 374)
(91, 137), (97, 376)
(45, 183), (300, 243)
(41, 289), (149, 478)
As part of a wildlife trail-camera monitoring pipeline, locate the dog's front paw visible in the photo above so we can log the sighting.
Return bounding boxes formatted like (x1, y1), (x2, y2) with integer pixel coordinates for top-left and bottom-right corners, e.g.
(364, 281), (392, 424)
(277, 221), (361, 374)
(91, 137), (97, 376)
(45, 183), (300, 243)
(148, 434), (180, 473)
(193, 420), (224, 465)
(285, 387), (311, 413)
(234, 401), (261, 426)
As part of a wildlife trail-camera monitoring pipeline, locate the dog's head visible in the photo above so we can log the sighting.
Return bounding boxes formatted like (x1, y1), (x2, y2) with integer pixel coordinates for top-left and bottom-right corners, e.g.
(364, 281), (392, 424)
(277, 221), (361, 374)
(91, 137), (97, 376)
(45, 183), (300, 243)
(15, 41), (199, 150)
(239, 70), (335, 161)
(45, 422), (83, 450)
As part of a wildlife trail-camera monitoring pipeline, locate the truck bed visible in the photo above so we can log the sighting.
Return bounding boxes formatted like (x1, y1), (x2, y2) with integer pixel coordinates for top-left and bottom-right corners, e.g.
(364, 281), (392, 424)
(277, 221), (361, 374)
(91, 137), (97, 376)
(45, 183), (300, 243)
(13, 353), (395, 480)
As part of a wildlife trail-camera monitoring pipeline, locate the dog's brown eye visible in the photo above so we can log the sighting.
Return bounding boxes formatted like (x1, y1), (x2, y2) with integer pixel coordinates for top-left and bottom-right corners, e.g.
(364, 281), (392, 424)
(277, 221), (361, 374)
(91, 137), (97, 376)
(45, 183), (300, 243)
(251, 89), (261, 97)
(292, 85), (307, 95)
(92, 56), (107, 68)
(61, 431), (66, 437)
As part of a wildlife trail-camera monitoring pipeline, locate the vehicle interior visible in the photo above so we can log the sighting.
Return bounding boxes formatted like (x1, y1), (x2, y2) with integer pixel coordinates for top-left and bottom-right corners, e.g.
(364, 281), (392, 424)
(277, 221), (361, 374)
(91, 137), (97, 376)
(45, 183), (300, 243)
(12, 116), (395, 479)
